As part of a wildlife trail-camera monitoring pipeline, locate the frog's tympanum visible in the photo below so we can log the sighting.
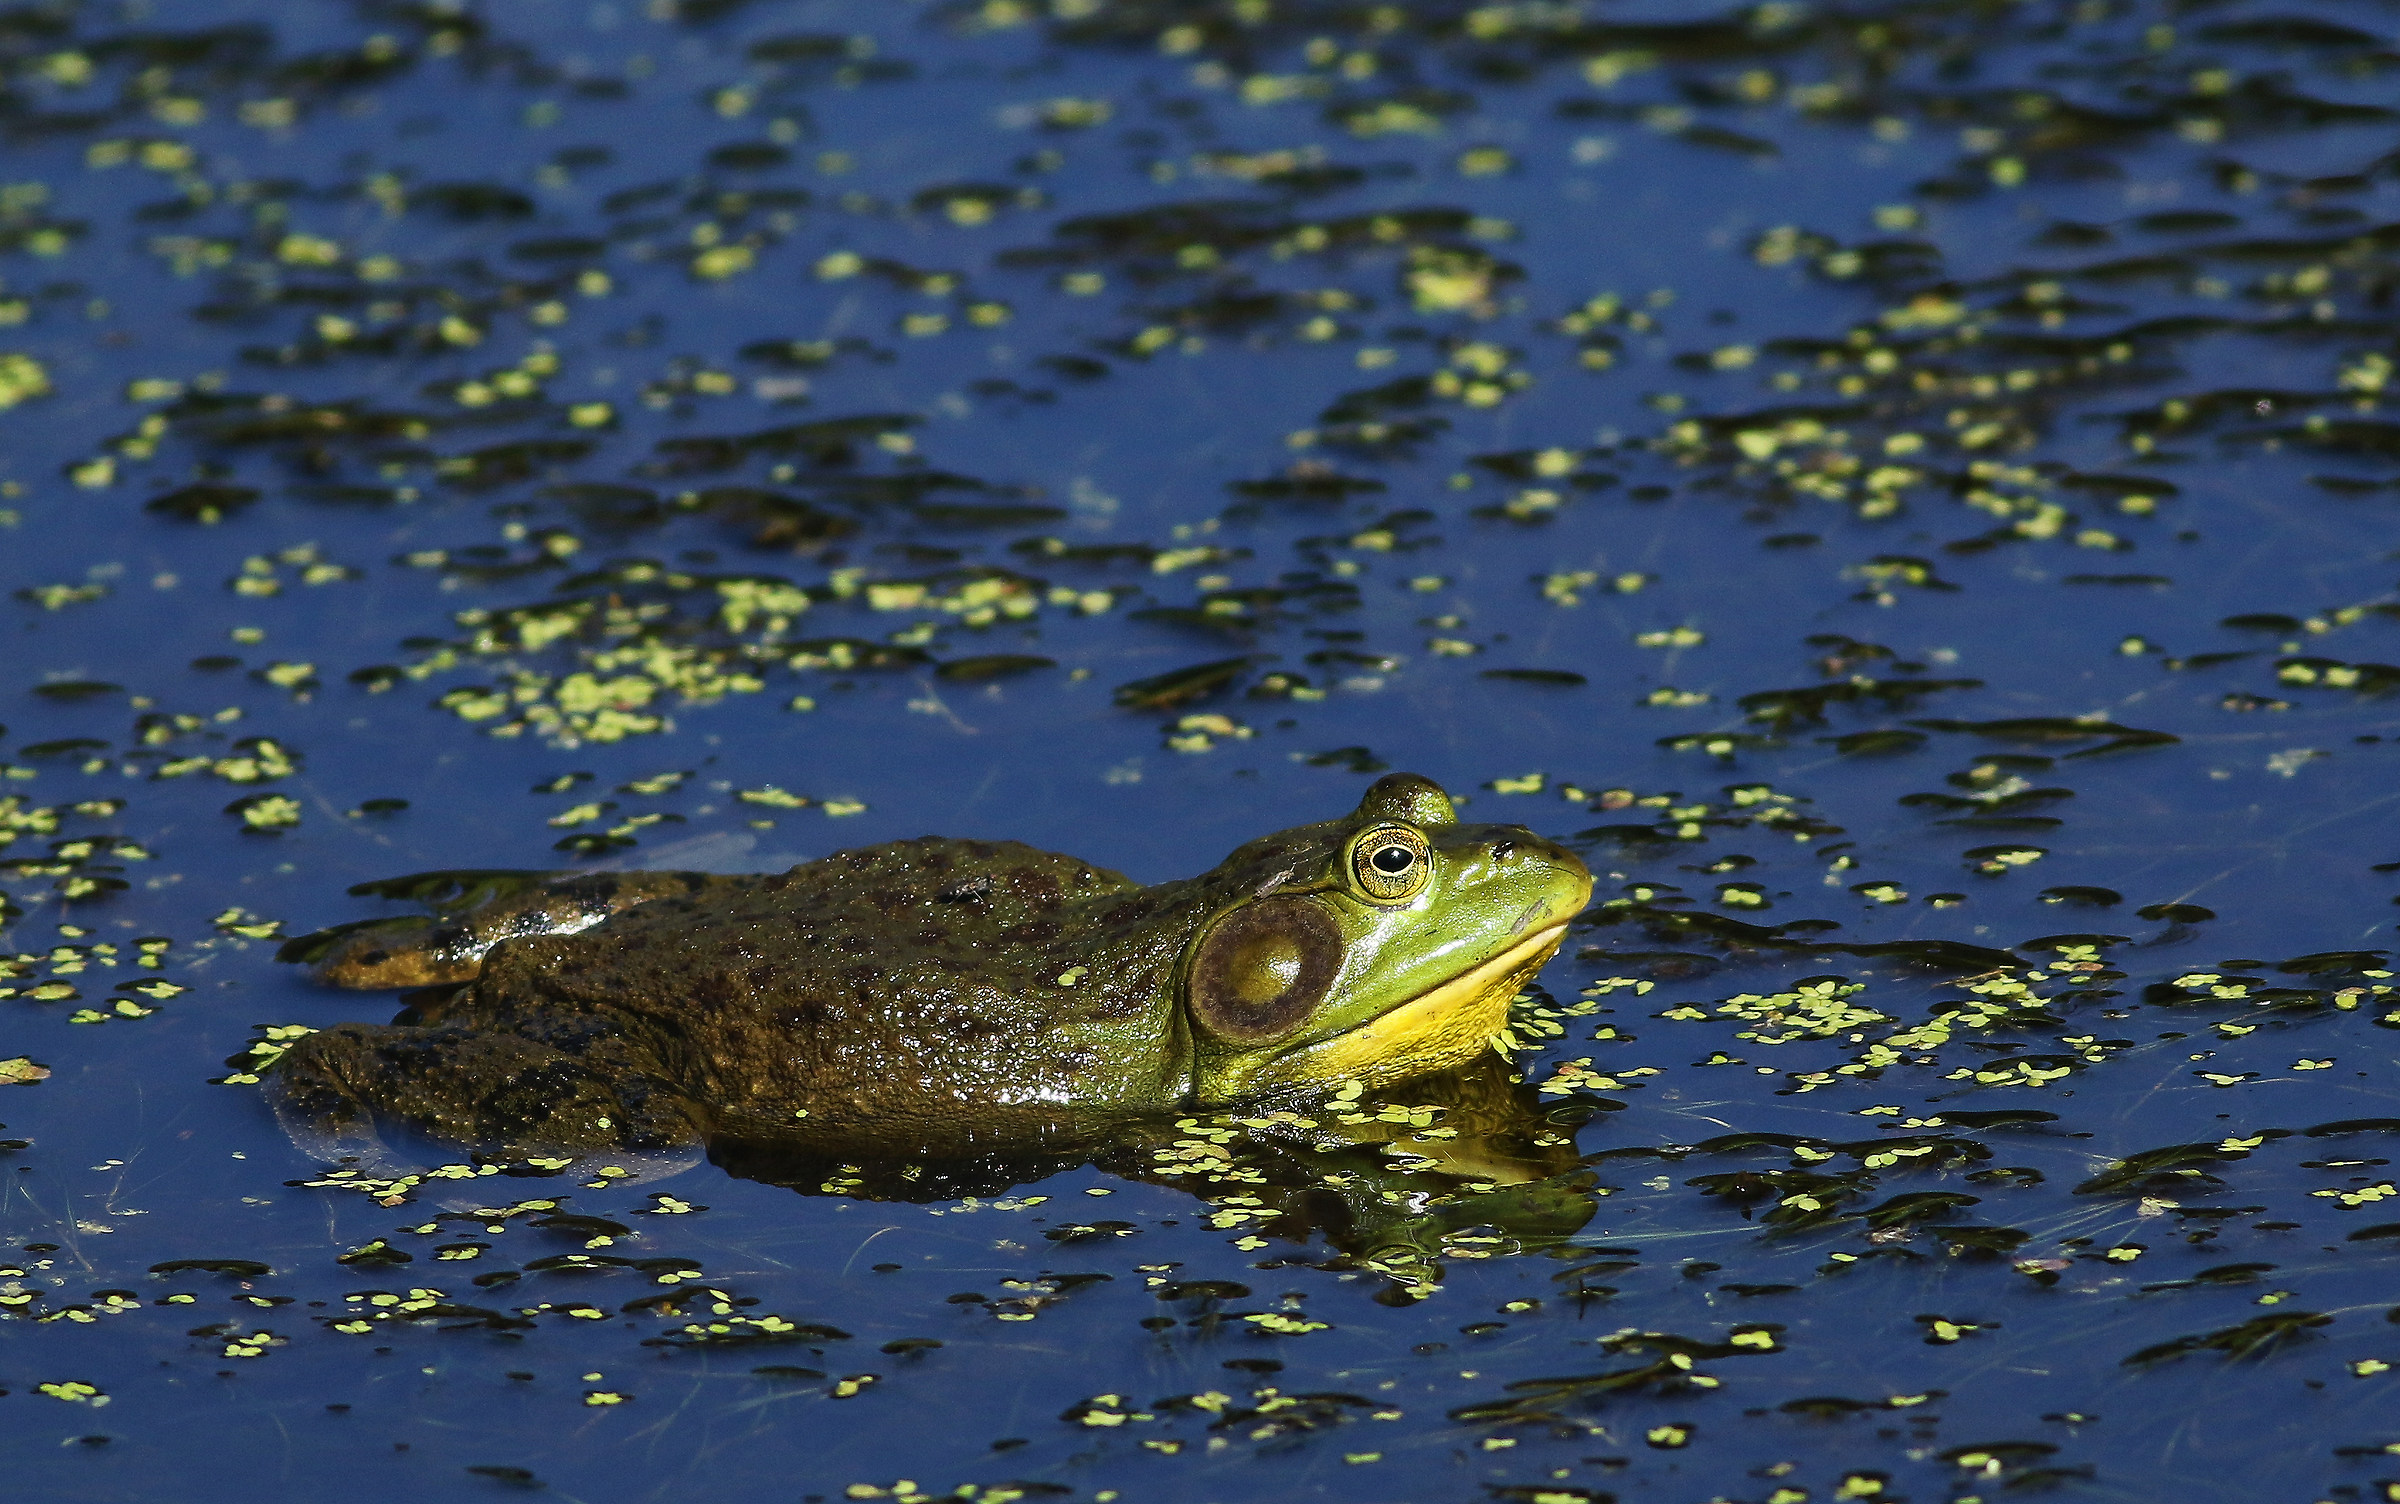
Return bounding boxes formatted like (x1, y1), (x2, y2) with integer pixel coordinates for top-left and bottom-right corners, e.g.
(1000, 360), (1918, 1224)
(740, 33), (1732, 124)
(272, 774), (1592, 1173)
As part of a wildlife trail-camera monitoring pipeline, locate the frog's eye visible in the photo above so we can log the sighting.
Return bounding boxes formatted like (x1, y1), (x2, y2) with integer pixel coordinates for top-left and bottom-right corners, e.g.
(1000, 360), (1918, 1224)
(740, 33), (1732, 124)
(1350, 825), (1431, 904)
(1189, 897), (1341, 1043)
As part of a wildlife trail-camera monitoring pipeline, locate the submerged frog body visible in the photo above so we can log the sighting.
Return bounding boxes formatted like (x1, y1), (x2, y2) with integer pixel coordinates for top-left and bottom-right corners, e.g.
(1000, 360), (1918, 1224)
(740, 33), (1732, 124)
(272, 774), (1591, 1159)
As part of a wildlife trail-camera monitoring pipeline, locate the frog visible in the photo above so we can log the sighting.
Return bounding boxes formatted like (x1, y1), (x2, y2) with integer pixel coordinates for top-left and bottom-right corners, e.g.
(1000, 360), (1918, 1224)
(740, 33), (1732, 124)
(269, 772), (1592, 1162)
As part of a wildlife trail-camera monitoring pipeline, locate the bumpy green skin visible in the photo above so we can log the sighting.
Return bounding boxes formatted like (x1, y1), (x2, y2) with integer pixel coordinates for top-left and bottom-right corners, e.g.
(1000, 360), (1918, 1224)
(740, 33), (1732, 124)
(272, 774), (1590, 1158)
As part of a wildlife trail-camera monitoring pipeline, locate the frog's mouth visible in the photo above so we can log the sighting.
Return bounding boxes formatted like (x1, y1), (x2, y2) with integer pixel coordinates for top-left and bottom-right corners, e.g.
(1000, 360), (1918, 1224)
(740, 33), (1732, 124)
(1251, 918), (1573, 1091)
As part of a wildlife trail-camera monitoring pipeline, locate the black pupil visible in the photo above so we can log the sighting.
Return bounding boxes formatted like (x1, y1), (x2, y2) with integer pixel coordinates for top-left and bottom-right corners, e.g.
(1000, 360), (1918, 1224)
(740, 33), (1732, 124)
(1371, 846), (1415, 874)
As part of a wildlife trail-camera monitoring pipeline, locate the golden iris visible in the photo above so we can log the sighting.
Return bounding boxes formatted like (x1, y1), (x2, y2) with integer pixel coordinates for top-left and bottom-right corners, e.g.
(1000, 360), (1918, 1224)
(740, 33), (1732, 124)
(1350, 825), (1430, 902)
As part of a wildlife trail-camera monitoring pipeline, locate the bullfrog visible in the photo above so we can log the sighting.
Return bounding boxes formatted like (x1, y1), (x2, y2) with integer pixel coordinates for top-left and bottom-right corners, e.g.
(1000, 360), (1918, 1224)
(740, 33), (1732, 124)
(270, 773), (1592, 1162)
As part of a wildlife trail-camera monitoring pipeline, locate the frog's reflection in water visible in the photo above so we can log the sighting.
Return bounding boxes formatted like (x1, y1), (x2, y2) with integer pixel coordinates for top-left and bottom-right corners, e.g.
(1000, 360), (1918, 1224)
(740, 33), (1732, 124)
(277, 1055), (1602, 1300)
(709, 1057), (1602, 1295)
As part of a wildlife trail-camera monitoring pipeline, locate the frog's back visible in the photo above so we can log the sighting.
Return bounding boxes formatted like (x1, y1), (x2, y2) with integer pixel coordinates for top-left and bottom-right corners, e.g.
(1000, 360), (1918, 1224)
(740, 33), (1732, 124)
(559, 835), (1144, 962)
(755, 834), (1140, 929)
(447, 836), (1179, 1135)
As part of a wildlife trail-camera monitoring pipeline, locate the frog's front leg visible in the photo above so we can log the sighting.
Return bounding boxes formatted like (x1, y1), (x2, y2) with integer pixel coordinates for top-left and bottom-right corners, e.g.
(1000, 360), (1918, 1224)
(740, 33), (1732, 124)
(271, 1021), (704, 1153)
(278, 868), (743, 989)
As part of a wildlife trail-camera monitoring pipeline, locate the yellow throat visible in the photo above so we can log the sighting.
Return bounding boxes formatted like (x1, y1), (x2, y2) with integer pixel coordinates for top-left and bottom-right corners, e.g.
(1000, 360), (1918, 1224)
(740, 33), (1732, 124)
(1241, 921), (1571, 1094)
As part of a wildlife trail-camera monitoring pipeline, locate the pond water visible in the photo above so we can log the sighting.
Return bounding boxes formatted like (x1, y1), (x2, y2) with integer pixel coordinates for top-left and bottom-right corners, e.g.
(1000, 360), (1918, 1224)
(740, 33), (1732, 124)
(3, 0), (2399, 1499)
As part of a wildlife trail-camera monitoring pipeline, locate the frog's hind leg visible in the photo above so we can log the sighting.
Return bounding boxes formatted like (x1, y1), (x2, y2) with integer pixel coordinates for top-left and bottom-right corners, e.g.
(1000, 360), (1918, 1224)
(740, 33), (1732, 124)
(278, 869), (744, 989)
(269, 1022), (705, 1155)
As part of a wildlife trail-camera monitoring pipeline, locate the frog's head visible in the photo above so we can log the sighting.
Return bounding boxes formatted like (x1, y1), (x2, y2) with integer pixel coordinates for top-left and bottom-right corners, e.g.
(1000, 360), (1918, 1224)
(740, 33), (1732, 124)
(1179, 773), (1591, 1103)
